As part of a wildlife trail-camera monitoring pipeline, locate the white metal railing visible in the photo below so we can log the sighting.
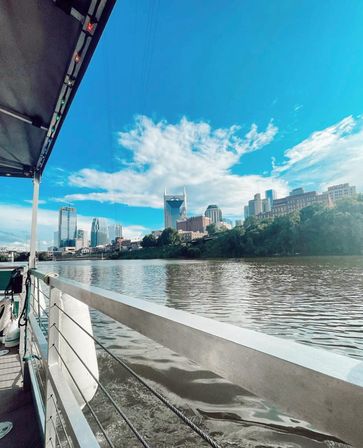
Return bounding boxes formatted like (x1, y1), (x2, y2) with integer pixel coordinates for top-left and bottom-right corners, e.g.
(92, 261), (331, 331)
(24, 268), (363, 448)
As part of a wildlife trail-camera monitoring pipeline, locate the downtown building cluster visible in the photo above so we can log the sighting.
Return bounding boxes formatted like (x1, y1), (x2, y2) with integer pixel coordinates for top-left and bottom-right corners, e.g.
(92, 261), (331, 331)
(54, 208), (124, 254)
(244, 183), (357, 220)
(163, 189), (232, 242)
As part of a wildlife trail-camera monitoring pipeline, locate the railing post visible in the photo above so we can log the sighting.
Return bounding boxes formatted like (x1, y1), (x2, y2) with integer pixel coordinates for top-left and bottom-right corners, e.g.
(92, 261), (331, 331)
(36, 277), (40, 323)
(45, 282), (61, 448)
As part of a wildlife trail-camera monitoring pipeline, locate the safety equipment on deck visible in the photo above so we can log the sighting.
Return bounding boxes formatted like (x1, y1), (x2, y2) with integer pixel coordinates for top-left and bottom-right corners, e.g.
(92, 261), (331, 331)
(0, 268), (23, 346)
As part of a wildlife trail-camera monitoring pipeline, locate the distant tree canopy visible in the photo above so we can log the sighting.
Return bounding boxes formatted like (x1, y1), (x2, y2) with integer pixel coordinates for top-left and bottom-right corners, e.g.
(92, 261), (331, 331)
(202, 196), (363, 257)
(206, 223), (218, 236)
(140, 228), (182, 250)
(157, 228), (180, 247)
(132, 196), (363, 259)
(141, 234), (157, 248)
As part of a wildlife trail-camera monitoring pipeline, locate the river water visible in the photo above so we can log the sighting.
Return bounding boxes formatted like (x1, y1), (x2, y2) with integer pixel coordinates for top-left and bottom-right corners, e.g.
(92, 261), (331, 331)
(40, 257), (363, 448)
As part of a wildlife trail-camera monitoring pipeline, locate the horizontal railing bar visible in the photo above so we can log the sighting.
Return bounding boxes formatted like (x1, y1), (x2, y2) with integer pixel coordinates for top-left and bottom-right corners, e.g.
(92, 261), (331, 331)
(53, 303), (221, 448)
(32, 270), (363, 447)
(48, 363), (99, 448)
(29, 361), (45, 438)
(29, 313), (48, 361)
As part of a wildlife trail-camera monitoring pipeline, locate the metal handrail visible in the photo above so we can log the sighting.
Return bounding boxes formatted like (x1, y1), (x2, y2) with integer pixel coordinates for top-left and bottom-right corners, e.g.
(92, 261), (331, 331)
(53, 303), (221, 448)
(28, 269), (363, 447)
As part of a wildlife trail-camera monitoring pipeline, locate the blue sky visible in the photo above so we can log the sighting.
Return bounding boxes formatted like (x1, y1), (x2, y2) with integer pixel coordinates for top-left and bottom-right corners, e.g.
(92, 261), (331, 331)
(2, 0), (363, 248)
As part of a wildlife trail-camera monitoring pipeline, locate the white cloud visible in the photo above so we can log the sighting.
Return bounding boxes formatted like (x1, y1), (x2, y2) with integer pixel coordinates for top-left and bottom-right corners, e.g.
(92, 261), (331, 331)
(0, 204), (148, 249)
(62, 115), (285, 216)
(273, 115), (363, 191)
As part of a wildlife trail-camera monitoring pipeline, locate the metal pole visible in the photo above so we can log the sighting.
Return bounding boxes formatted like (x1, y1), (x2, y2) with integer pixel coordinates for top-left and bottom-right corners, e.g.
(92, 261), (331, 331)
(45, 284), (61, 448)
(29, 173), (40, 269)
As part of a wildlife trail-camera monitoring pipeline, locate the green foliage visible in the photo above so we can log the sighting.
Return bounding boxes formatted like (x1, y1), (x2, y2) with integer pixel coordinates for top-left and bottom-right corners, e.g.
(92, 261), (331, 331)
(206, 223), (218, 236)
(116, 196), (363, 259)
(141, 234), (157, 248)
(157, 228), (181, 246)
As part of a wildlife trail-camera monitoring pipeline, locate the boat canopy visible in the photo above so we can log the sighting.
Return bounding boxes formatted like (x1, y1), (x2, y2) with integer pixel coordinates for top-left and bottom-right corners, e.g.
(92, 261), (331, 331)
(0, 0), (115, 178)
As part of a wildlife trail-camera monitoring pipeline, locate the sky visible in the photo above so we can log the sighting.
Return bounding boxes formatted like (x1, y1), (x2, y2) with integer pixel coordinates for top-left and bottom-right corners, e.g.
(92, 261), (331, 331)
(2, 0), (363, 249)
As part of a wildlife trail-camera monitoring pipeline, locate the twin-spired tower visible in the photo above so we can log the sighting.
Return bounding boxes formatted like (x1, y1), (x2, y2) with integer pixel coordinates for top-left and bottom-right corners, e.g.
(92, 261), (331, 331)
(163, 188), (187, 229)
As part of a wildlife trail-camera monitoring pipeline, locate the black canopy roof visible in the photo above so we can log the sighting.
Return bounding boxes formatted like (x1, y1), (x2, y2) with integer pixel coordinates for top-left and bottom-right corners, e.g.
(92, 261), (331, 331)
(0, 0), (115, 178)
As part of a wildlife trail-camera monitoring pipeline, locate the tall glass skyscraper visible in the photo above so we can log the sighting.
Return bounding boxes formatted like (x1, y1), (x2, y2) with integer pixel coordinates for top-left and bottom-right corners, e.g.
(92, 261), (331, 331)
(58, 206), (77, 248)
(91, 218), (109, 247)
(164, 189), (187, 229)
(108, 223), (123, 242)
(265, 189), (277, 207)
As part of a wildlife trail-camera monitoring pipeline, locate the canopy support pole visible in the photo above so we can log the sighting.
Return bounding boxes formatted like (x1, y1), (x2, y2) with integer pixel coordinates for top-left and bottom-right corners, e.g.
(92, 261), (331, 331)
(29, 173), (41, 269)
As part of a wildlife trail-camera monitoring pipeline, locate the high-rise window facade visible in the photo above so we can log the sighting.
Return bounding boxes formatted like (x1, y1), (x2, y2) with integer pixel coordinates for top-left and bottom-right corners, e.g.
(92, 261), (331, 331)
(164, 189), (187, 229)
(204, 205), (222, 223)
(91, 218), (109, 247)
(58, 207), (77, 248)
(108, 224), (123, 242)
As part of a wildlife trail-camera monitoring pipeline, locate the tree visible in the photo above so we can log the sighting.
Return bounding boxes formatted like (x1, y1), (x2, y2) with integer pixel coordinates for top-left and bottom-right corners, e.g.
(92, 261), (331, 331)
(157, 228), (180, 246)
(206, 223), (218, 236)
(141, 234), (157, 248)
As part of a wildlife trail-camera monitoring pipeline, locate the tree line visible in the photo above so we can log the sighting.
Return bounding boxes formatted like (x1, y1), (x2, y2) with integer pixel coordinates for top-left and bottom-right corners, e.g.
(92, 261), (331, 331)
(124, 195), (363, 259)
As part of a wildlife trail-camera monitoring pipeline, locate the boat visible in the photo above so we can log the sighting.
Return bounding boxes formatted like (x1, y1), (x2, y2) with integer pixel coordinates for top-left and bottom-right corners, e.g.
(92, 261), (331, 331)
(0, 1), (362, 447)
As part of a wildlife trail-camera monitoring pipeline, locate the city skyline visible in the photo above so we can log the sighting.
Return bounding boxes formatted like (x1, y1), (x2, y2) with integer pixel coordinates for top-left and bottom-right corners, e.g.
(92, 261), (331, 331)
(2, 1), (363, 248)
(0, 178), (360, 251)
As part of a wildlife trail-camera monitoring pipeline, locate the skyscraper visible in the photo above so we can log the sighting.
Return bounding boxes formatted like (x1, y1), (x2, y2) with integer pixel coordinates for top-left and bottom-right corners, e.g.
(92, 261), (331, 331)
(164, 188), (187, 229)
(108, 223), (123, 243)
(53, 231), (59, 248)
(91, 218), (109, 247)
(76, 229), (89, 249)
(265, 189), (277, 207)
(254, 193), (262, 215)
(58, 206), (77, 248)
(204, 205), (222, 224)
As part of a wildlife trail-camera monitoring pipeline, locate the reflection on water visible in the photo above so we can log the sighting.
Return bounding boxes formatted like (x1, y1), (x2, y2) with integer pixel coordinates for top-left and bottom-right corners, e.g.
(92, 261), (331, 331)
(41, 257), (363, 447)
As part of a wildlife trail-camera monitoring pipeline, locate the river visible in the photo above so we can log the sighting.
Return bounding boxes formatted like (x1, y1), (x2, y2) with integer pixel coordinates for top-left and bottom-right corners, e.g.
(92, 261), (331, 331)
(40, 256), (363, 448)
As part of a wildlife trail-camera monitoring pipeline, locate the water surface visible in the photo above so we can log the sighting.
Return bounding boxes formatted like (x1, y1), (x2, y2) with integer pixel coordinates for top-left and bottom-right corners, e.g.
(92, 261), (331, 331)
(41, 257), (363, 447)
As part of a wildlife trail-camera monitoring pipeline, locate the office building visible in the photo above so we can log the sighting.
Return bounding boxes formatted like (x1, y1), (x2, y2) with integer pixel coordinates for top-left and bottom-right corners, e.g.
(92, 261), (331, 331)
(58, 206), (77, 248)
(235, 219), (243, 227)
(53, 231), (59, 248)
(164, 188), (187, 229)
(265, 189), (277, 207)
(76, 229), (89, 249)
(326, 183), (356, 202)
(204, 205), (222, 224)
(178, 231), (206, 242)
(260, 188), (331, 219)
(91, 218), (109, 247)
(176, 215), (211, 233)
(244, 189), (277, 219)
(262, 198), (271, 213)
(108, 224), (123, 243)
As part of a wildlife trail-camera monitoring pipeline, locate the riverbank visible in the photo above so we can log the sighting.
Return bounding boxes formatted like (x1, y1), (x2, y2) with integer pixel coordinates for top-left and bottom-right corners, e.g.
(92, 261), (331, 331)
(118, 196), (363, 260)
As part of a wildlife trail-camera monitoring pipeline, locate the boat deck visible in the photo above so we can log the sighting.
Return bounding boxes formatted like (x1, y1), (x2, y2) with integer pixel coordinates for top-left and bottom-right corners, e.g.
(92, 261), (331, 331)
(0, 345), (42, 447)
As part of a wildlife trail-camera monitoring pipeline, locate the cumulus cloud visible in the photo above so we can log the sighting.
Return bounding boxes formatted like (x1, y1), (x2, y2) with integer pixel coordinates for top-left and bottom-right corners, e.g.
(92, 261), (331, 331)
(273, 115), (363, 190)
(63, 115), (285, 216)
(0, 204), (148, 249)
